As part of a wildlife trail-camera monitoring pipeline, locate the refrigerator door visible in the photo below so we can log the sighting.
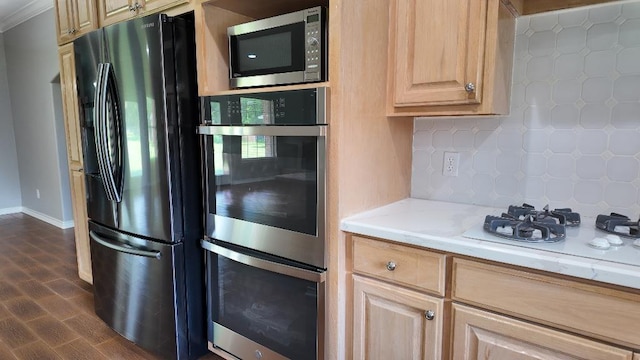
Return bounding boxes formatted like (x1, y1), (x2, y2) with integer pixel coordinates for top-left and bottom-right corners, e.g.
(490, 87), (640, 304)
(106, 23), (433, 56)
(89, 220), (188, 358)
(86, 14), (183, 243)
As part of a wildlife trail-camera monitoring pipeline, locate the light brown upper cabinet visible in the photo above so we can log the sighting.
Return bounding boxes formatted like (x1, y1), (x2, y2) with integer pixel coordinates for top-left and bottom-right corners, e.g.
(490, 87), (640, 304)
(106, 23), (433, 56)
(98, 0), (189, 27)
(54, 0), (98, 45)
(387, 0), (515, 116)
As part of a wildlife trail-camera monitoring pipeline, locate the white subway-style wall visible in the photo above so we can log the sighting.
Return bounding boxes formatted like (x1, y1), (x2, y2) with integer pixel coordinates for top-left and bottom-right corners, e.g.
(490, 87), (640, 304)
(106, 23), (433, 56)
(412, 0), (640, 218)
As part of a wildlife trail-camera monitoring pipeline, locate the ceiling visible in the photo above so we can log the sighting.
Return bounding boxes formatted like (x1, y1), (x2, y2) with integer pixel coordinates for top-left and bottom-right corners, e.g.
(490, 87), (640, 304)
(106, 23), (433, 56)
(0, 0), (52, 33)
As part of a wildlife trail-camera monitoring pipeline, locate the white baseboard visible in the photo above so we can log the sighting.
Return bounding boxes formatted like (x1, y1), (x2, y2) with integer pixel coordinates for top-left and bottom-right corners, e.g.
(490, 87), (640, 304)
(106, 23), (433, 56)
(0, 207), (23, 216)
(21, 207), (74, 229)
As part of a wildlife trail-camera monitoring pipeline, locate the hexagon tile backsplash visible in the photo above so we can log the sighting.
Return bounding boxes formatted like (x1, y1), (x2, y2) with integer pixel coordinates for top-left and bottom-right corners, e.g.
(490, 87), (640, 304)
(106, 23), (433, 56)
(412, 0), (640, 218)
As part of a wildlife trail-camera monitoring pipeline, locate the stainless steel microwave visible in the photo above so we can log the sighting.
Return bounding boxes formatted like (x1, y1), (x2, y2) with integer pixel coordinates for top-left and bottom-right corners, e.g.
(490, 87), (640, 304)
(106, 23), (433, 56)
(228, 7), (327, 88)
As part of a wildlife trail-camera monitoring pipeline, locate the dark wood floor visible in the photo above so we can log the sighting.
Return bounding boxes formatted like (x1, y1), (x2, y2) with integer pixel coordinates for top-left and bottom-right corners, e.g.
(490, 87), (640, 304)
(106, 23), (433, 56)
(0, 213), (221, 360)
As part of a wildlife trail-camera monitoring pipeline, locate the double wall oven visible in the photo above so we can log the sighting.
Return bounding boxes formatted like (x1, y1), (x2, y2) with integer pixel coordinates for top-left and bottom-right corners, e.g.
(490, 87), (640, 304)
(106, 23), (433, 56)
(198, 87), (327, 360)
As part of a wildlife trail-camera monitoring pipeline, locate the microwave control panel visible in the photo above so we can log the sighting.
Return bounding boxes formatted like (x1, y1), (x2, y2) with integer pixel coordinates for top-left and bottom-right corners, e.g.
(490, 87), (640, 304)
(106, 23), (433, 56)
(304, 8), (323, 82)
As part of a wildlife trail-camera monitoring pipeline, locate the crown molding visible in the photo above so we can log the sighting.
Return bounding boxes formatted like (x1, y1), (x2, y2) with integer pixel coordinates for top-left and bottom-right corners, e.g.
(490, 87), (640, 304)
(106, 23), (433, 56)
(0, 0), (53, 33)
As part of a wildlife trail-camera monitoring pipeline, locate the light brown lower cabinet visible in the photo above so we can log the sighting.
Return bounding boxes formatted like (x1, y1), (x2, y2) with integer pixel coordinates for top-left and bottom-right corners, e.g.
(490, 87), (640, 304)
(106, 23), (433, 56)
(451, 304), (633, 360)
(352, 275), (444, 360)
(635, 353), (640, 360)
(70, 169), (91, 283)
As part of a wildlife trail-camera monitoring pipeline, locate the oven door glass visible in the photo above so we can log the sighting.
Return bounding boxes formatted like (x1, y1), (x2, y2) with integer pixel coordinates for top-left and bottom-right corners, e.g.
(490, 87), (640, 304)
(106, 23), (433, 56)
(205, 241), (324, 360)
(229, 22), (305, 77)
(207, 132), (320, 236)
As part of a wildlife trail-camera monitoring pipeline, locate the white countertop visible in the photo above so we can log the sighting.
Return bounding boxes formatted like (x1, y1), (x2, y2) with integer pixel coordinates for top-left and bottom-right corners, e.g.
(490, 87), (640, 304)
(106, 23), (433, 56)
(340, 198), (640, 290)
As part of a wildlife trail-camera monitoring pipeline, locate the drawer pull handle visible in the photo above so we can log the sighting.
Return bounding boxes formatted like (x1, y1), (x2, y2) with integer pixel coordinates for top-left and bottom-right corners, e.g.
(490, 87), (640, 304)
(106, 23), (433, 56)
(425, 310), (435, 320)
(386, 261), (396, 271)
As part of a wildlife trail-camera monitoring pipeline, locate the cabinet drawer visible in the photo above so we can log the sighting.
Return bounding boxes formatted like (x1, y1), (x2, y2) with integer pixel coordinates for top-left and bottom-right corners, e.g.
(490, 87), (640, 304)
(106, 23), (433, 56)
(352, 236), (446, 295)
(452, 258), (640, 349)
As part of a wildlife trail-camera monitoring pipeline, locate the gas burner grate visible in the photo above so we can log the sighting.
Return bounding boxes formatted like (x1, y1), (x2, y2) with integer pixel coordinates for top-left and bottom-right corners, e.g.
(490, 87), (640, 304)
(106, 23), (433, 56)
(507, 203), (581, 227)
(595, 213), (640, 238)
(483, 215), (566, 243)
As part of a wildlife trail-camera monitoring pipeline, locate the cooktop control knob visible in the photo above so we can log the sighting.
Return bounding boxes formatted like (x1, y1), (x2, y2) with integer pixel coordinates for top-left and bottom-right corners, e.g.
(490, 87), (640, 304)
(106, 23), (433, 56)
(605, 234), (623, 246)
(588, 237), (611, 250)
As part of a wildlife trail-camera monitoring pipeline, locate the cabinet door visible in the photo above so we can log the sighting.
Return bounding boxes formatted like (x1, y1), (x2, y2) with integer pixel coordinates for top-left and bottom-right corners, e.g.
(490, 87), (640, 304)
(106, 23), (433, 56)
(59, 44), (92, 284)
(98, 0), (135, 27)
(140, 0), (188, 14)
(54, 0), (74, 44)
(452, 304), (633, 360)
(634, 354), (640, 360)
(389, 0), (487, 107)
(73, 0), (98, 36)
(353, 275), (443, 360)
(70, 169), (92, 283)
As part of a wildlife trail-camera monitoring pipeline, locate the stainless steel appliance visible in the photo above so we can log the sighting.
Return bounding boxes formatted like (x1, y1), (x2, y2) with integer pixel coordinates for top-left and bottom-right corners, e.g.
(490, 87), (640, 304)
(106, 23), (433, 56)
(74, 12), (205, 359)
(199, 87), (327, 268)
(228, 7), (327, 88)
(198, 87), (327, 359)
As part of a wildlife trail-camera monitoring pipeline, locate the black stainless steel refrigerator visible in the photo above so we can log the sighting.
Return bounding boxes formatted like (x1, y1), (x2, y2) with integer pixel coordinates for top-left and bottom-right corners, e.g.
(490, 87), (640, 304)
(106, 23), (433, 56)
(73, 12), (205, 359)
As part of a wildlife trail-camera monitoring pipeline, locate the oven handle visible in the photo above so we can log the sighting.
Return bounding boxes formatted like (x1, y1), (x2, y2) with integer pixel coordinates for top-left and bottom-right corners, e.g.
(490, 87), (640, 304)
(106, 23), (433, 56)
(197, 125), (326, 137)
(201, 240), (326, 283)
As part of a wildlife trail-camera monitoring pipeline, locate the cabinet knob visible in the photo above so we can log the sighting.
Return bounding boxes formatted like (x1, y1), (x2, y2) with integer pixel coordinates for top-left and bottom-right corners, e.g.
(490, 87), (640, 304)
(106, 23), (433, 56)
(386, 261), (396, 271)
(425, 310), (435, 320)
(129, 3), (142, 11)
(465, 82), (476, 93)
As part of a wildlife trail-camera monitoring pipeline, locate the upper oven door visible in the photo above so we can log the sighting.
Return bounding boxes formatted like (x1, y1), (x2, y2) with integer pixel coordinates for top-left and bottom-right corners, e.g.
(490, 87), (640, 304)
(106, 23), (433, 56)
(199, 125), (326, 269)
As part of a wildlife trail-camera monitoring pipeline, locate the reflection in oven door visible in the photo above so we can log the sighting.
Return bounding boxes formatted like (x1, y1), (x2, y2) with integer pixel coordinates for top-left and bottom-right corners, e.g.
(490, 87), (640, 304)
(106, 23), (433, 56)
(203, 240), (325, 360)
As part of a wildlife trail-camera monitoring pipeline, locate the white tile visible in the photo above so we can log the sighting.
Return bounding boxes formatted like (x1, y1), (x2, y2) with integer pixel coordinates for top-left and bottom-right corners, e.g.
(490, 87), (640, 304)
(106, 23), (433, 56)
(616, 47), (640, 74)
(453, 118), (476, 130)
(579, 103), (611, 128)
(576, 156), (606, 180)
(613, 75), (640, 101)
(584, 50), (617, 77)
(578, 130), (608, 155)
(529, 30), (557, 56)
(581, 77), (613, 103)
(604, 182), (638, 207)
(609, 130), (640, 155)
(453, 130), (475, 149)
(511, 83), (527, 108)
(574, 180), (604, 204)
(498, 129), (523, 151)
(432, 130), (453, 148)
(549, 130), (577, 153)
(621, 1), (640, 20)
(586, 23), (620, 51)
(523, 130), (549, 153)
(551, 104), (580, 129)
(553, 53), (585, 79)
(553, 79), (582, 104)
(524, 176), (546, 198)
(531, 13), (559, 31)
(547, 155), (575, 178)
(496, 153), (522, 173)
(588, 4), (622, 24)
(556, 26), (587, 54)
(495, 174), (520, 196)
(527, 56), (554, 81)
(611, 102), (640, 128)
(526, 81), (553, 106)
(606, 156), (640, 181)
(523, 153), (547, 176)
(514, 34), (531, 59)
(512, 58), (528, 84)
(473, 151), (498, 174)
(618, 18), (640, 47)
(545, 178), (574, 201)
(413, 131), (432, 150)
(558, 9), (588, 27)
(474, 130), (498, 149)
(414, 118), (433, 131)
(516, 16), (531, 35)
(524, 106), (551, 129)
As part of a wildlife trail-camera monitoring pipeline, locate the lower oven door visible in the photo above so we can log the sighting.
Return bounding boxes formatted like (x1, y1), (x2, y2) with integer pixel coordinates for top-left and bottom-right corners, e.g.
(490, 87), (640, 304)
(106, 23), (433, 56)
(202, 240), (325, 360)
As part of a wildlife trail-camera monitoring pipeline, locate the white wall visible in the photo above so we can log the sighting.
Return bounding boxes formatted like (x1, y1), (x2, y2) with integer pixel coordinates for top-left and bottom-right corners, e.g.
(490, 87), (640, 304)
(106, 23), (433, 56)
(3, 9), (73, 226)
(0, 32), (22, 213)
(412, 0), (640, 219)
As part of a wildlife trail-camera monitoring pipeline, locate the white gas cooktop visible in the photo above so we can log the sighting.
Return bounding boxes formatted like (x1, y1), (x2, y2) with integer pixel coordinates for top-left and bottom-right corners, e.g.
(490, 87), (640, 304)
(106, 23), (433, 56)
(462, 216), (640, 267)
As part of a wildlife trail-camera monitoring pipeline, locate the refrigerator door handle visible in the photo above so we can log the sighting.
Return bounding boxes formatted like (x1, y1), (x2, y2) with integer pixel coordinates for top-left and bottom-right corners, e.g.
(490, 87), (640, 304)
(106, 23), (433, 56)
(90, 231), (162, 259)
(95, 63), (123, 203)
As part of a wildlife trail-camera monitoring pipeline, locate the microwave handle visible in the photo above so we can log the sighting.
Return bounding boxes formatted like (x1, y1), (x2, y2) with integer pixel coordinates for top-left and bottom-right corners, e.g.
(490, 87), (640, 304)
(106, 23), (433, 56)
(197, 125), (326, 137)
(201, 240), (325, 283)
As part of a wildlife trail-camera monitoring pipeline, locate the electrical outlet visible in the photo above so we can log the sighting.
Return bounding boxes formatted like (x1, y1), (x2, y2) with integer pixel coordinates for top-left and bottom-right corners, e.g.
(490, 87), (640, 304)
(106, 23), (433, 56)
(36, 189), (40, 199)
(442, 152), (460, 177)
